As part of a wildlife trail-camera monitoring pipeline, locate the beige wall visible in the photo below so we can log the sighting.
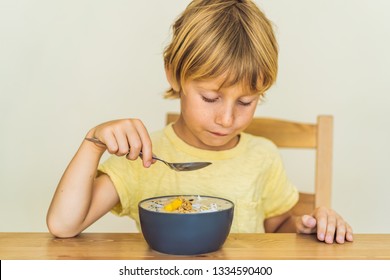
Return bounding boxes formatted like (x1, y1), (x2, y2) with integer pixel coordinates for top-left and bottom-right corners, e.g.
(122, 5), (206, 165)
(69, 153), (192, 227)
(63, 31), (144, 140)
(1, 0), (389, 233)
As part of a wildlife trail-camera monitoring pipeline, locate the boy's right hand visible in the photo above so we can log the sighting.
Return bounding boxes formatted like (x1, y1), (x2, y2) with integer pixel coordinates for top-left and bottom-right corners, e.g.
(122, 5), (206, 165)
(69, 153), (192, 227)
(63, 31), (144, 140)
(86, 118), (154, 168)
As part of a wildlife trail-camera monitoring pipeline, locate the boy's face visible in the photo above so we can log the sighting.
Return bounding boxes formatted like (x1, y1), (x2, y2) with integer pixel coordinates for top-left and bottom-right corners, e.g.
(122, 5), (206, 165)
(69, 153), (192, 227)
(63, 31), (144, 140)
(173, 76), (260, 151)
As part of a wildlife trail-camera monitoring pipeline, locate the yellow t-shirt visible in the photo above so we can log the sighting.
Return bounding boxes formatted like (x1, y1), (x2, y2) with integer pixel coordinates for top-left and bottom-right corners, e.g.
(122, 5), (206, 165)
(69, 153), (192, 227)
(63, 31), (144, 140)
(98, 123), (298, 233)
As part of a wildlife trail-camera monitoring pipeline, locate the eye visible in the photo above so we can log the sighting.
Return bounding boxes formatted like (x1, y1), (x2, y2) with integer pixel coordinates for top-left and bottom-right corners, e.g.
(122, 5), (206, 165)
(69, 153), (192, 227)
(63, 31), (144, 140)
(238, 95), (261, 106)
(201, 96), (218, 103)
(238, 100), (253, 106)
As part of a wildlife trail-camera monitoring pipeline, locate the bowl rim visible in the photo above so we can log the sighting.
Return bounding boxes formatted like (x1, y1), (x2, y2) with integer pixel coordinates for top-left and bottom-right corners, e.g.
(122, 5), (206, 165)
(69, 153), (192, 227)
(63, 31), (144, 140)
(138, 194), (234, 215)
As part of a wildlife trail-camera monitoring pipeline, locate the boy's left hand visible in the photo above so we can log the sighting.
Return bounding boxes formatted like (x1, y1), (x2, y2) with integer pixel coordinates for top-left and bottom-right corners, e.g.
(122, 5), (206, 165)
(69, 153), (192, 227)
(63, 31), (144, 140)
(296, 207), (354, 244)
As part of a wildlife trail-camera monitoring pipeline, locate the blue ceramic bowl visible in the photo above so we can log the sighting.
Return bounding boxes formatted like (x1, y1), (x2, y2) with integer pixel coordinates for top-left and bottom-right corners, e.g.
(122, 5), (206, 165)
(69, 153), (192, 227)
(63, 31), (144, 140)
(138, 195), (234, 255)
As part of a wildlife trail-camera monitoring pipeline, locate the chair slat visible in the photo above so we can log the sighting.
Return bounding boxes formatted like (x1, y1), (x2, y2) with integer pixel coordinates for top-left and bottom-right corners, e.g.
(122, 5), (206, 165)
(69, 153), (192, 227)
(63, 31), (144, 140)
(244, 118), (317, 148)
(314, 115), (333, 208)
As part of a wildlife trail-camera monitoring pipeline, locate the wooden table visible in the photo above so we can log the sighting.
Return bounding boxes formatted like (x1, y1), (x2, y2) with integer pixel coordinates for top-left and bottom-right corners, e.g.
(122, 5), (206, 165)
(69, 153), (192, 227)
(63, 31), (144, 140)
(1, 232), (390, 260)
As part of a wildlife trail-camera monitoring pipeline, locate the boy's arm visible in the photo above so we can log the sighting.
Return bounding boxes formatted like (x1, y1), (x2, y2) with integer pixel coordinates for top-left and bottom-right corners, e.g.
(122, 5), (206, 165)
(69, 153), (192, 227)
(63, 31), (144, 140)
(46, 118), (152, 238)
(264, 211), (296, 233)
(46, 139), (119, 238)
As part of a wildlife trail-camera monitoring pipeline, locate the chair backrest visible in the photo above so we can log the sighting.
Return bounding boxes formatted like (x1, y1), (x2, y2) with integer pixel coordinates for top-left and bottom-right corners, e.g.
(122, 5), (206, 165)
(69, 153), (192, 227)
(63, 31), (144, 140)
(166, 113), (333, 216)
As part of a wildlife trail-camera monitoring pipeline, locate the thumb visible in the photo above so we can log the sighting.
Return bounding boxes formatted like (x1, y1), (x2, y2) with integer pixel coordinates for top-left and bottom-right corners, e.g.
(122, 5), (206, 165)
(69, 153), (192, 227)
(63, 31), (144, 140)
(302, 214), (317, 228)
(296, 215), (317, 234)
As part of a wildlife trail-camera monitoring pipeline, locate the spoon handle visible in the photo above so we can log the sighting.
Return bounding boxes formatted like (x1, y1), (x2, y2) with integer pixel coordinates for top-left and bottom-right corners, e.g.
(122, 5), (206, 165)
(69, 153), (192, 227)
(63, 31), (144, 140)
(85, 137), (106, 146)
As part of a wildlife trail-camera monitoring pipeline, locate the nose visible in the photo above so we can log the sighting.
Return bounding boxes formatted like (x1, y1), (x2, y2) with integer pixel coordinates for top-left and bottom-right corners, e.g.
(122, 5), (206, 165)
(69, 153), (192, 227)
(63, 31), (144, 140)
(215, 104), (234, 128)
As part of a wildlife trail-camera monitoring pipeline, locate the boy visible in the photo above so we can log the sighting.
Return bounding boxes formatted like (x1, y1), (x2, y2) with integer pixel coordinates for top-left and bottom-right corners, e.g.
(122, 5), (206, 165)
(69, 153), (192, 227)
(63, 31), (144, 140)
(47, 0), (353, 244)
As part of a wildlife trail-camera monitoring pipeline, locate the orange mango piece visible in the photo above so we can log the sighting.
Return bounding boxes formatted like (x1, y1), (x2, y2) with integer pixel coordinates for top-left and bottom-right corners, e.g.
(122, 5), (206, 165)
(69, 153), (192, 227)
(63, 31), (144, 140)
(164, 198), (183, 211)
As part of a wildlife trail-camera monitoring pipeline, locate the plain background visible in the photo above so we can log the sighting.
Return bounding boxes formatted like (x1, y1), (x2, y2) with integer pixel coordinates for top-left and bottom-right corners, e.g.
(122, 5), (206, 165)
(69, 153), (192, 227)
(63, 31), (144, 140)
(1, 0), (389, 233)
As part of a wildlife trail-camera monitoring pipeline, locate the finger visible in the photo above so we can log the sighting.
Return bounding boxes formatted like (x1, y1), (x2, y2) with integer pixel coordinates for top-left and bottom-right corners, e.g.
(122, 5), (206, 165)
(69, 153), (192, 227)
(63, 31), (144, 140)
(114, 132), (130, 157)
(324, 212), (337, 244)
(334, 218), (347, 244)
(103, 132), (119, 155)
(132, 120), (153, 167)
(346, 223), (354, 242)
(112, 119), (140, 160)
(295, 215), (316, 234)
(296, 215), (316, 234)
(313, 207), (328, 242)
(302, 214), (317, 228)
(336, 220), (354, 243)
(126, 133), (142, 161)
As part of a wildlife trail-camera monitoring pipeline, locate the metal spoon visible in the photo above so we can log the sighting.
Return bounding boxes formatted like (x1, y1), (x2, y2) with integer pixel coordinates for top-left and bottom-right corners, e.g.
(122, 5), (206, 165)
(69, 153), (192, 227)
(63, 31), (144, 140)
(85, 137), (212, 172)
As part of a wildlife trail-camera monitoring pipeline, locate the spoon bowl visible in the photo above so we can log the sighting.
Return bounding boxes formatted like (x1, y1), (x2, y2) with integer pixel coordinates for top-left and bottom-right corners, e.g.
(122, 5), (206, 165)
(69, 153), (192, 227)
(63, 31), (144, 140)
(157, 159), (211, 171)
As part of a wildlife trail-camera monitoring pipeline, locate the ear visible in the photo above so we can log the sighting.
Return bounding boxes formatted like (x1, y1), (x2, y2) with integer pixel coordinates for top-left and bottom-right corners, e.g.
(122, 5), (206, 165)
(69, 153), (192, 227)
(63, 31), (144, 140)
(165, 65), (180, 92)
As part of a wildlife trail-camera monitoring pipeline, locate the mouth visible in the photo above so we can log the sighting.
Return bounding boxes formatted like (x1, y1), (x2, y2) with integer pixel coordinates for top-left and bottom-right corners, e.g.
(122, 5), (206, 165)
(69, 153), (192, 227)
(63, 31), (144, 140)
(209, 131), (229, 137)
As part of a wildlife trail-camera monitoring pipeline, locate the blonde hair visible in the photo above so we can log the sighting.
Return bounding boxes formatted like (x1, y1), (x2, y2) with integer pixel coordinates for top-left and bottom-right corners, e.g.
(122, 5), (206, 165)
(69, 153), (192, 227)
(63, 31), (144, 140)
(163, 0), (278, 98)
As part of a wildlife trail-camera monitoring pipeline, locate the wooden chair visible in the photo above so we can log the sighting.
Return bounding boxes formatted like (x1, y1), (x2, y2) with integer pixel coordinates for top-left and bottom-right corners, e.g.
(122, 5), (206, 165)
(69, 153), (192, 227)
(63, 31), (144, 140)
(166, 113), (333, 216)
